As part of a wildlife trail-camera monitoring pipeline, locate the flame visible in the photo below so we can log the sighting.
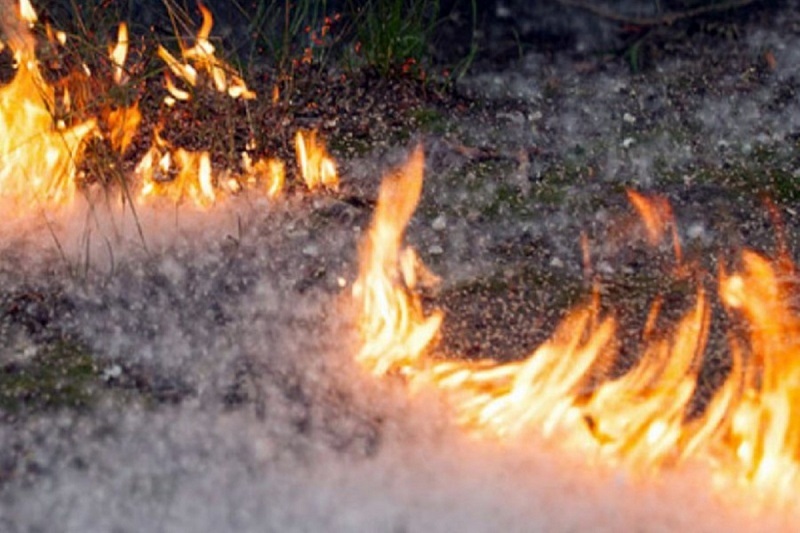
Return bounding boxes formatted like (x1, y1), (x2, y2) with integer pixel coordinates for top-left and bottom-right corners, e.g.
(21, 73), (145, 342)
(0, 1), (95, 206)
(136, 128), (215, 207)
(295, 130), (338, 191)
(105, 102), (141, 155)
(157, 5), (255, 101)
(718, 251), (800, 499)
(353, 146), (442, 376)
(136, 128), (293, 207)
(354, 149), (800, 507)
(0, 1), (337, 210)
(164, 73), (191, 102)
(19, 0), (36, 26)
(241, 152), (285, 199)
(109, 23), (129, 85)
(139, 147), (215, 207)
(627, 189), (682, 262)
(44, 23), (66, 46)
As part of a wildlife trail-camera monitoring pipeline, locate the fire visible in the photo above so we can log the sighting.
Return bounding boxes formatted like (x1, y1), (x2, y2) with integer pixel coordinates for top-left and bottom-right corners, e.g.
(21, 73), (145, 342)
(18, 0), (36, 26)
(109, 23), (129, 85)
(353, 146), (442, 376)
(0, 1), (340, 210)
(137, 7), (334, 206)
(135, 127), (216, 207)
(241, 152), (285, 199)
(157, 5), (255, 101)
(718, 251), (800, 498)
(354, 148), (800, 507)
(0, 1), (95, 207)
(295, 130), (338, 191)
(105, 101), (141, 155)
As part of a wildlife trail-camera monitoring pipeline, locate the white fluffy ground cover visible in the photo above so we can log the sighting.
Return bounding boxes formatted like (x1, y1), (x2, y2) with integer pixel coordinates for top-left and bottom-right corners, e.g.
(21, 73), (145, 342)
(0, 182), (793, 532)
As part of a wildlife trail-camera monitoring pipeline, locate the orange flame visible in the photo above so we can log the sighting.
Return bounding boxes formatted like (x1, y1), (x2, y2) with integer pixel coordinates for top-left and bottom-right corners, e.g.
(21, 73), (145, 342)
(295, 130), (338, 191)
(136, 128), (215, 208)
(139, 147), (215, 207)
(157, 5), (255, 101)
(354, 149), (800, 507)
(353, 146), (442, 376)
(105, 102), (141, 155)
(136, 128), (293, 207)
(0, 1), (95, 207)
(717, 251), (800, 500)
(241, 152), (285, 199)
(109, 23), (129, 85)
(627, 189), (683, 262)
(1, 1), (336, 211)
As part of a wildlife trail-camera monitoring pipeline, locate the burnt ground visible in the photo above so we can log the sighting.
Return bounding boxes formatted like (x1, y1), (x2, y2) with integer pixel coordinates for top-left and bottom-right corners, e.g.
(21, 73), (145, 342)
(2, 2), (800, 531)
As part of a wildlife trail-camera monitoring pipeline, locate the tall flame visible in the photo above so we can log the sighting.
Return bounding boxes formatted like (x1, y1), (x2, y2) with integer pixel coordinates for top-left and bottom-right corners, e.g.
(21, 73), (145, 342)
(718, 251), (800, 499)
(353, 146), (442, 376)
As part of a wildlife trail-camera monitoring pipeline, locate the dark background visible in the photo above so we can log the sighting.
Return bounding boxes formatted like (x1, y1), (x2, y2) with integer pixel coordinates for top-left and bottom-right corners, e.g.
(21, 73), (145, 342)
(29, 0), (769, 68)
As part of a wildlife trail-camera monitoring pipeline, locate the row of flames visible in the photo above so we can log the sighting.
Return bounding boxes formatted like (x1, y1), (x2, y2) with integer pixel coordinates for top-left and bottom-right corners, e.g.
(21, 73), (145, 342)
(0, 0), (338, 210)
(354, 147), (800, 509)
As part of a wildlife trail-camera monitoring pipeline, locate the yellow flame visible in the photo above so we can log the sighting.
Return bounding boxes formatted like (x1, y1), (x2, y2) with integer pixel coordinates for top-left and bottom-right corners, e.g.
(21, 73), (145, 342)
(0, 0), (335, 212)
(717, 251), (800, 500)
(354, 150), (800, 507)
(242, 152), (285, 199)
(0, 21), (95, 206)
(136, 128), (215, 208)
(109, 23), (129, 85)
(44, 23), (66, 46)
(353, 146), (443, 376)
(295, 130), (338, 191)
(164, 73), (191, 102)
(137, 130), (292, 207)
(138, 148), (215, 208)
(19, 0), (37, 26)
(158, 45), (198, 87)
(157, 5), (255, 100)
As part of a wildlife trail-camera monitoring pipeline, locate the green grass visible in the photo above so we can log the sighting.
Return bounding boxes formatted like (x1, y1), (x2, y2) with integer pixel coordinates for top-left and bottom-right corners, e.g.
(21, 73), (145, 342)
(346, 0), (439, 76)
(0, 339), (97, 414)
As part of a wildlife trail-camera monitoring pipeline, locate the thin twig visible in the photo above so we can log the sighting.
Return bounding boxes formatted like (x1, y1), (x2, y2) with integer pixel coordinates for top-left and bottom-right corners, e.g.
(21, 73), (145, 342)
(556, 0), (761, 27)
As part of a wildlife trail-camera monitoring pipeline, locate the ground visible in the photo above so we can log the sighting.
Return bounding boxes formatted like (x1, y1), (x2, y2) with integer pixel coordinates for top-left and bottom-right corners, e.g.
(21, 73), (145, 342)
(1, 1), (800, 531)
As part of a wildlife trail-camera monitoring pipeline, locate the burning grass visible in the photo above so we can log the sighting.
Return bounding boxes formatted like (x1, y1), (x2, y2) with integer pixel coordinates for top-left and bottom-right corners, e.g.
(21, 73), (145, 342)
(0, 0), (342, 212)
